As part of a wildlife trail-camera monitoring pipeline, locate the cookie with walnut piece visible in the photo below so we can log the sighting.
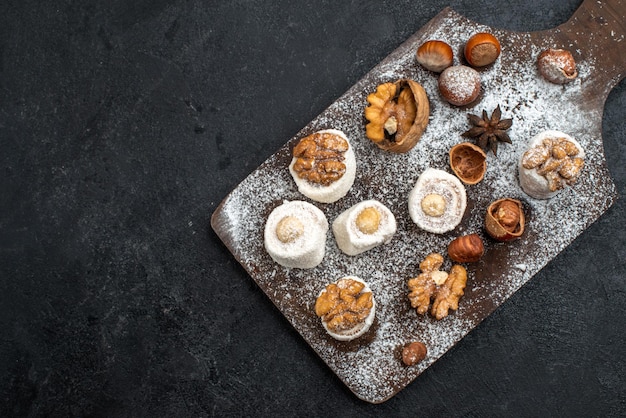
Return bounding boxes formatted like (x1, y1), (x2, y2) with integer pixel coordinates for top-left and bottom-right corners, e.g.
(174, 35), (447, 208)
(315, 276), (376, 341)
(288, 129), (356, 203)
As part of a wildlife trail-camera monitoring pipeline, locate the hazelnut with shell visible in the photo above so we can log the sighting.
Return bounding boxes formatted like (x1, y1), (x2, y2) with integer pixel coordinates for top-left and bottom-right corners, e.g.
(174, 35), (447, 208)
(416, 40), (454, 73)
(537, 48), (578, 84)
(438, 65), (481, 106)
(464, 33), (501, 67)
(485, 198), (525, 241)
(448, 233), (484, 263)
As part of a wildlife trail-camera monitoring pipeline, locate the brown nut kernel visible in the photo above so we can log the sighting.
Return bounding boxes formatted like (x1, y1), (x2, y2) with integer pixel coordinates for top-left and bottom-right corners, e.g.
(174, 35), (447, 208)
(537, 48), (577, 84)
(448, 233), (484, 263)
(416, 40), (454, 73)
(431, 264), (467, 320)
(464, 33), (501, 67)
(449, 142), (487, 185)
(275, 216), (304, 243)
(421, 193), (446, 217)
(402, 341), (427, 366)
(485, 198), (525, 241)
(292, 131), (348, 186)
(407, 253), (443, 315)
(355, 207), (381, 235)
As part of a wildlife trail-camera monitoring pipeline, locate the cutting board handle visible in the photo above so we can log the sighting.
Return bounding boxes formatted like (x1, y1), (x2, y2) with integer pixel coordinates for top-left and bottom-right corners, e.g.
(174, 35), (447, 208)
(555, 0), (626, 94)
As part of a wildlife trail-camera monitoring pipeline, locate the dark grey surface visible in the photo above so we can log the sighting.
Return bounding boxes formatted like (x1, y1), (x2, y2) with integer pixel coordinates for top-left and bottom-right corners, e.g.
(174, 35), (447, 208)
(1, 0), (624, 416)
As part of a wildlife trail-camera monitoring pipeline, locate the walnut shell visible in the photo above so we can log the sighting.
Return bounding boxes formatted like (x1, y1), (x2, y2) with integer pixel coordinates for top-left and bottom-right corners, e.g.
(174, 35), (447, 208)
(364, 79), (430, 153)
(448, 233), (484, 263)
(449, 142), (487, 185)
(485, 198), (525, 241)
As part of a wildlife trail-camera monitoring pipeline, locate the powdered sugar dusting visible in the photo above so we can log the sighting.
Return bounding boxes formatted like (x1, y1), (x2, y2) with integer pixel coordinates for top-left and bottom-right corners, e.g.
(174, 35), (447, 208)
(212, 10), (617, 403)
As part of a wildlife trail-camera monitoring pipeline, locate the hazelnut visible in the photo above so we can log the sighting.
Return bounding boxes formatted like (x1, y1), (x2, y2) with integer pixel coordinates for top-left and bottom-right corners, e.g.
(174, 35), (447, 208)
(275, 216), (304, 243)
(355, 207), (381, 235)
(464, 33), (501, 67)
(448, 233), (484, 263)
(494, 200), (521, 231)
(402, 341), (427, 366)
(537, 48), (577, 84)
(416, 40), (454, 73)
(438, 65), (481, 106)
(421, 194), (446, 217)
(485, 198), (525, 241)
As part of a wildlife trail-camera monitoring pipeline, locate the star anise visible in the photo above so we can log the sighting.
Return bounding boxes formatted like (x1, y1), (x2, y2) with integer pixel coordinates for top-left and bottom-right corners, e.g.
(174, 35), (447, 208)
(461, 105), (512, 156)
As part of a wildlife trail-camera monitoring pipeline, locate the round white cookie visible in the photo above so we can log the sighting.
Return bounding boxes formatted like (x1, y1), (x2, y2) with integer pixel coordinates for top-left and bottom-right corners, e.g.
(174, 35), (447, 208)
(317, 276), (376, 341)
(264, 200), (328, 269)
(408, 168), (467, 234)
(288, 129), (356, 203)
(519, 130), (585, 200)
(332, 199), (396, 256)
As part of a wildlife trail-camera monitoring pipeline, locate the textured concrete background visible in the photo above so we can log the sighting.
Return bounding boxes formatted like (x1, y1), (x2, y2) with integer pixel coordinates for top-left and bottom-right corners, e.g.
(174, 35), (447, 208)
(1, 0), (625, 416)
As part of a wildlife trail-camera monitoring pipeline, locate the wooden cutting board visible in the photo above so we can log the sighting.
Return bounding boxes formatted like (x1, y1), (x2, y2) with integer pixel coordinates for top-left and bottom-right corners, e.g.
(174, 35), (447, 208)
(211, 0), (625, 404)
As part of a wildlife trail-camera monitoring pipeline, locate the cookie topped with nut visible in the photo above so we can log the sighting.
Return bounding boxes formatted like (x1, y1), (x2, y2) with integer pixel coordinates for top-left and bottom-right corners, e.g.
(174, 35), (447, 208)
(408, 168), (467, 234)
(315, 276), (376, 341)
(518, 130), (585, 199)
(264, 200), (329, 269)
(332, 199), (397, 256)
(289, 129), (357, 203)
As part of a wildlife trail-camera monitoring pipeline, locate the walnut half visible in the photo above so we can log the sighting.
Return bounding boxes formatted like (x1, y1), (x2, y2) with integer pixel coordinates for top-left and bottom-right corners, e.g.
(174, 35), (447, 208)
(407, 253), (468, 320)
(431, 265), (468, 320)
